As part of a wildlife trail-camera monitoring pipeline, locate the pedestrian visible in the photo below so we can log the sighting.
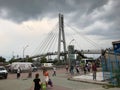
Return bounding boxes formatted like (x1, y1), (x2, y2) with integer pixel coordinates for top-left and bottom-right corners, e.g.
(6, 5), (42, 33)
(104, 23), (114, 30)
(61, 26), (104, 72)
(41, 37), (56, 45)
(52, 66), (56, 76)
(70, 65), (74, 75)
(33, 73), (41, 90)
(92, 62), (97, 80)
(83, 64), (87, 74)
(28, 66), (32, 78)
(17, 67), (21, 79)
(43, 69), (49, 86)
(65, 64), (69, 73)
(43, 69), (53, 87)
(75, 65), (80, 74)
(87, 62), (91, 72)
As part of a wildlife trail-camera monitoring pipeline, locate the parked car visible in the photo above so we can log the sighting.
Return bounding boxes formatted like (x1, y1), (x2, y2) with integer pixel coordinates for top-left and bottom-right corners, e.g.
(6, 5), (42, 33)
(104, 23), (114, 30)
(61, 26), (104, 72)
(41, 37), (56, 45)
(0, 66), (8, 79)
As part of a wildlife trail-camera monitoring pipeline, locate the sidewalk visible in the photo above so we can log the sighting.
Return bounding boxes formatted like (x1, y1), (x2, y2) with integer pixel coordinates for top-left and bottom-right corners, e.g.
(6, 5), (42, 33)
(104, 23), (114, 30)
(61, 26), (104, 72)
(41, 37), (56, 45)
(69, 72), (109, 85)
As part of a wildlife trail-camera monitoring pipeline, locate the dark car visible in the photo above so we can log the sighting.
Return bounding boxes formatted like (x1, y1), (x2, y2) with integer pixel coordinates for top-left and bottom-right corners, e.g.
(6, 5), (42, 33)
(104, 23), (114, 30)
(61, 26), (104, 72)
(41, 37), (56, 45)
(0, 66), (8, 79)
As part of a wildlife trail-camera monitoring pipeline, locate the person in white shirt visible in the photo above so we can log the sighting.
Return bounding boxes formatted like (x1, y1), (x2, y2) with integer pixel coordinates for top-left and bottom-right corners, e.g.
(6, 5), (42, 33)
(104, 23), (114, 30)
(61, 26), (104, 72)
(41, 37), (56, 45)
(52, 67), (56, 76)
(17, 67), (21, 79)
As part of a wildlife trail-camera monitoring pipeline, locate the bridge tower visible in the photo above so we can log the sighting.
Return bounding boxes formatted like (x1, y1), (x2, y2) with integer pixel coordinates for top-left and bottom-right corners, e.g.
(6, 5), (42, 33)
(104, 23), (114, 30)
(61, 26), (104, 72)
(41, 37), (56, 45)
(57, 13), (67, 63)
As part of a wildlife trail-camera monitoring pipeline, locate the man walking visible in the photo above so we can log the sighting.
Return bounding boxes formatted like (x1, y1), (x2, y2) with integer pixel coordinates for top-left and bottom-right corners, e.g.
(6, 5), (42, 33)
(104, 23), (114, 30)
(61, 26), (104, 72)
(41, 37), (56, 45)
(92, 62), (97, 80)
(52, 66), (56, 76)
(17, 67), (21, 79)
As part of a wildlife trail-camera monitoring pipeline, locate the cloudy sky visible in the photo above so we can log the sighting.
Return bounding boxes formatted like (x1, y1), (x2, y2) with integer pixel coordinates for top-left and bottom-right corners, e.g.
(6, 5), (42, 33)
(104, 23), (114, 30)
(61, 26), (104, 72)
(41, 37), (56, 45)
(0, 0), (120, 60)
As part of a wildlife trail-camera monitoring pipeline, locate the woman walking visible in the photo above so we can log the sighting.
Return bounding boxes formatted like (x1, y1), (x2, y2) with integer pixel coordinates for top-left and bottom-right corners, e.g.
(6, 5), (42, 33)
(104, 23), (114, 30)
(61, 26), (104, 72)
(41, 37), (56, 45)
(33, 73), (41, 90)
(43, 69), (53, 87)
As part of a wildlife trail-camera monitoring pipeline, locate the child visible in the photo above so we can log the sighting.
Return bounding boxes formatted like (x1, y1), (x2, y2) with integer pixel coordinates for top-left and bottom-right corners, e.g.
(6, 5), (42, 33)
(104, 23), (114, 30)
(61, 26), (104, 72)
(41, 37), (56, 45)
(33, 73), (41, 90)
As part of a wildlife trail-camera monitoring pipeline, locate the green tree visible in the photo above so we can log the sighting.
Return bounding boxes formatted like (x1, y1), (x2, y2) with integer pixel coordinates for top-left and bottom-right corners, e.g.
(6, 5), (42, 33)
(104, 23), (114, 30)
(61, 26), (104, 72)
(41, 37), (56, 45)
(0, 56), (6, 62)
(9, 58), (17, 63)
(40, 56), (47, 63)
(27, 58), (34, 62)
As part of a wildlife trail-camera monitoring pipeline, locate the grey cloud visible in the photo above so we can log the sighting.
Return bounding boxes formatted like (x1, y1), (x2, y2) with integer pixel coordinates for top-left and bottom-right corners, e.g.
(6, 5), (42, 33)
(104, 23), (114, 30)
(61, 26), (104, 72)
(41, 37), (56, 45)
(85, 21), (120, 40)
(0, 0), (119, 41)
(0, 0), (76, 22)
(0, 0), (108, 23)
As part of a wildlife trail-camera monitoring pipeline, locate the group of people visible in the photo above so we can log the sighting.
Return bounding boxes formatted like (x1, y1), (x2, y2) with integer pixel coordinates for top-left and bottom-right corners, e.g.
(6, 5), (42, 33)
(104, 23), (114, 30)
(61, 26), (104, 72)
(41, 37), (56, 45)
(83, 63), (91, 74)
(16, 62), (97, 90)
(16, 67), (53, 90)
(66, 64), (80, 75)
(83, 62), (97, 80)
(33, 69), (53, 90)
(66, 61), (97, 80)
(16, 66), (32, 79)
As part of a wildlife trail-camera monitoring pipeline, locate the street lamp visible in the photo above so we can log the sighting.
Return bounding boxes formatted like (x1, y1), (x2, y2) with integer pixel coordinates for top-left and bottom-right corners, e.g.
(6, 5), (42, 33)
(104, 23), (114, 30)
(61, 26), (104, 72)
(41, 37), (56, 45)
(69, 39), (75, 45)
(23, 45), (29, 61)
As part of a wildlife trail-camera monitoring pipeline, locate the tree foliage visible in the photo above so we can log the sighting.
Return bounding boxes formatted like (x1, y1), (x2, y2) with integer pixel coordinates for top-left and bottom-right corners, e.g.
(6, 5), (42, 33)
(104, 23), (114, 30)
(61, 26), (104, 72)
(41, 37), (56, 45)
(40, 56), (47, 63)
(0, 56), (6, 62)
(9, 57), (17, 63)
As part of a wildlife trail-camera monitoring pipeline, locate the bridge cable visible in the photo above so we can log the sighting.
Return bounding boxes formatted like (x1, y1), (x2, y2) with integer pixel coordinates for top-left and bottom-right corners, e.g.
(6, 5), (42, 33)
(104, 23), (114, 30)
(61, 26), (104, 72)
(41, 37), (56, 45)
(32, 23), (58, 55)
(47, 31), (58, 53)
(40, 24), (58, 54)
(42, 27), (58, 53)
(65, 23), (102, 49)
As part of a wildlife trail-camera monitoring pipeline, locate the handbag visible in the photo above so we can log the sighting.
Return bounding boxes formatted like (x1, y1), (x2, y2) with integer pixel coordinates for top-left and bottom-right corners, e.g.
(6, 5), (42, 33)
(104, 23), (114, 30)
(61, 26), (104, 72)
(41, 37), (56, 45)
(41, 82), (47, 90)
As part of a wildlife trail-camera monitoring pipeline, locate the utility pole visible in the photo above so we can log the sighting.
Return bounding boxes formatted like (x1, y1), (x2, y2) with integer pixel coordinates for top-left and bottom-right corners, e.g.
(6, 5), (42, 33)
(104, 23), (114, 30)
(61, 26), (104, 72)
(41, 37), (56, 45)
(57, 13), (67, 64)
(23, 45), (29, 61)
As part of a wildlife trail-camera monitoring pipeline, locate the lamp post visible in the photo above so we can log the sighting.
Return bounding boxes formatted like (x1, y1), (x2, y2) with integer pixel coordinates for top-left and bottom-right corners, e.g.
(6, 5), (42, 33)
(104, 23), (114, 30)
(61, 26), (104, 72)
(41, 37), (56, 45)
(23, 45), (29, 61)
(69, 39), (75, 45)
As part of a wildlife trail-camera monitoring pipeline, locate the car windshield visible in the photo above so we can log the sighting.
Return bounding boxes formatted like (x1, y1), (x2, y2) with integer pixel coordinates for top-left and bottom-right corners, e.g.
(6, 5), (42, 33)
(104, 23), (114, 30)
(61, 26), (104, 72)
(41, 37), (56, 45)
(0, 67), (5, 70)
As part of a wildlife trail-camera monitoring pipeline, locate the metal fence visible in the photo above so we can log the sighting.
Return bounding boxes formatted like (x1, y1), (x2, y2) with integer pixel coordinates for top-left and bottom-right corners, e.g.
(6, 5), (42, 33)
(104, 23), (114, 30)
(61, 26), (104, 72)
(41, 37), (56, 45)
(101, 50), (120, 86)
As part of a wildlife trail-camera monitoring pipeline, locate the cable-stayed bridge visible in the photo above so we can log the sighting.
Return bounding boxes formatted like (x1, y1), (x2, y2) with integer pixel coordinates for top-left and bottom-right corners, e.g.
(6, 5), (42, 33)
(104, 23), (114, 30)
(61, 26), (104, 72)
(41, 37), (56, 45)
(29, 14), (102, 63)
(30, 50), (101, 59)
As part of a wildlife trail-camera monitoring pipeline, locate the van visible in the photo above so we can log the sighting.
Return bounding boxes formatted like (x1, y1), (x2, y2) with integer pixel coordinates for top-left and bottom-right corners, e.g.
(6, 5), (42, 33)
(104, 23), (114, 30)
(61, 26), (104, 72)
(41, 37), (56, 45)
(41, 63), (53, 69)
(10, 62), (37, 73)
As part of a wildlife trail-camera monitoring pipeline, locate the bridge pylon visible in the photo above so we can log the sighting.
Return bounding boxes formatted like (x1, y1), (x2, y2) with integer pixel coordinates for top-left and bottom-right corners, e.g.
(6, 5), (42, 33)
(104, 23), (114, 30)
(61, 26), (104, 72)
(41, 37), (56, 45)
(57, 13), (67, 64)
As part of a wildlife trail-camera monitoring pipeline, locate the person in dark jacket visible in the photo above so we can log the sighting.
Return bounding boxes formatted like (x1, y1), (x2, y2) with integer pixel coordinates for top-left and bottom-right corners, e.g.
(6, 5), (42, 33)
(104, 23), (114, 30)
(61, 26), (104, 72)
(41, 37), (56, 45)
(92, 62), (97, 80)
(33, 73), (41, 90)
(17, 67), (21, 79)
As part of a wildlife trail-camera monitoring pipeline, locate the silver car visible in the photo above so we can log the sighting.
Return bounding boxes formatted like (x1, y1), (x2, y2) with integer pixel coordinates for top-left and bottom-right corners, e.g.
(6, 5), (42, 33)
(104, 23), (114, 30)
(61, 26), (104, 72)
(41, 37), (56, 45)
(0, 66), (8, 79)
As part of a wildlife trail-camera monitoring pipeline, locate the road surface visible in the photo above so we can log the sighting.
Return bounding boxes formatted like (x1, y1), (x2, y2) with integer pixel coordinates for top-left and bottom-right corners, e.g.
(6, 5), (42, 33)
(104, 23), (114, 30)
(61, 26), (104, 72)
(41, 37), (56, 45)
(0, 68), (119, 90)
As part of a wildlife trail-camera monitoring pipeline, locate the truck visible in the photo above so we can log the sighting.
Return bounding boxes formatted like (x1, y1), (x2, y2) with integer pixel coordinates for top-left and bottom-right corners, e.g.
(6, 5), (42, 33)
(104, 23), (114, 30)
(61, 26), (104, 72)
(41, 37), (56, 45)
(9, 62), (37, 73)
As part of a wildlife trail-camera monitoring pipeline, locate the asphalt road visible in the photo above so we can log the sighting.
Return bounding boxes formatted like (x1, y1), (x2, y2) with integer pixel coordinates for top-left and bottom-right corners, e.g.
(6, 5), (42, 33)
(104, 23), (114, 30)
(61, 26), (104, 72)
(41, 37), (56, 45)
(0, 68), (119, 90)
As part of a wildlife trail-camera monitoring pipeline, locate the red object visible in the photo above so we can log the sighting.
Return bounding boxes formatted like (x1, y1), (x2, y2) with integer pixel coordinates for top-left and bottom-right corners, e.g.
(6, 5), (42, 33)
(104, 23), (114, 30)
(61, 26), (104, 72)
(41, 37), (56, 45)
(92, 64), (97, 71)
(44, 72), (49, 76)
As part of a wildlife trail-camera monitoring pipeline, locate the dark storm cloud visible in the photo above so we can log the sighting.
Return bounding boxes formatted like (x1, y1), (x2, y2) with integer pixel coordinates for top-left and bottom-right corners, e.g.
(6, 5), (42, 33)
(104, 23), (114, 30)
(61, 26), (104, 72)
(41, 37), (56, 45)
(83, 0), (120, 40)
(0, 0), (75, 22)
(0, 0), (119, 40)
(0, 0), (108, 22)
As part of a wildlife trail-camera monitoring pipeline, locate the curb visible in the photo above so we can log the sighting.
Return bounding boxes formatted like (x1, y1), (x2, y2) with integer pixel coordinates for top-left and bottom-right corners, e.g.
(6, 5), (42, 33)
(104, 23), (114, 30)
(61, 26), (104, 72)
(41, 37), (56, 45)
(68, 77), (110, 85)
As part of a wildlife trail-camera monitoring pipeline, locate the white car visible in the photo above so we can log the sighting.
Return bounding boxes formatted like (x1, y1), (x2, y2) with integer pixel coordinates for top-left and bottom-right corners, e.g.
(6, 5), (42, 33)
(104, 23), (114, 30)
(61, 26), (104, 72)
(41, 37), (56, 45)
(0, 66), (8, 79)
